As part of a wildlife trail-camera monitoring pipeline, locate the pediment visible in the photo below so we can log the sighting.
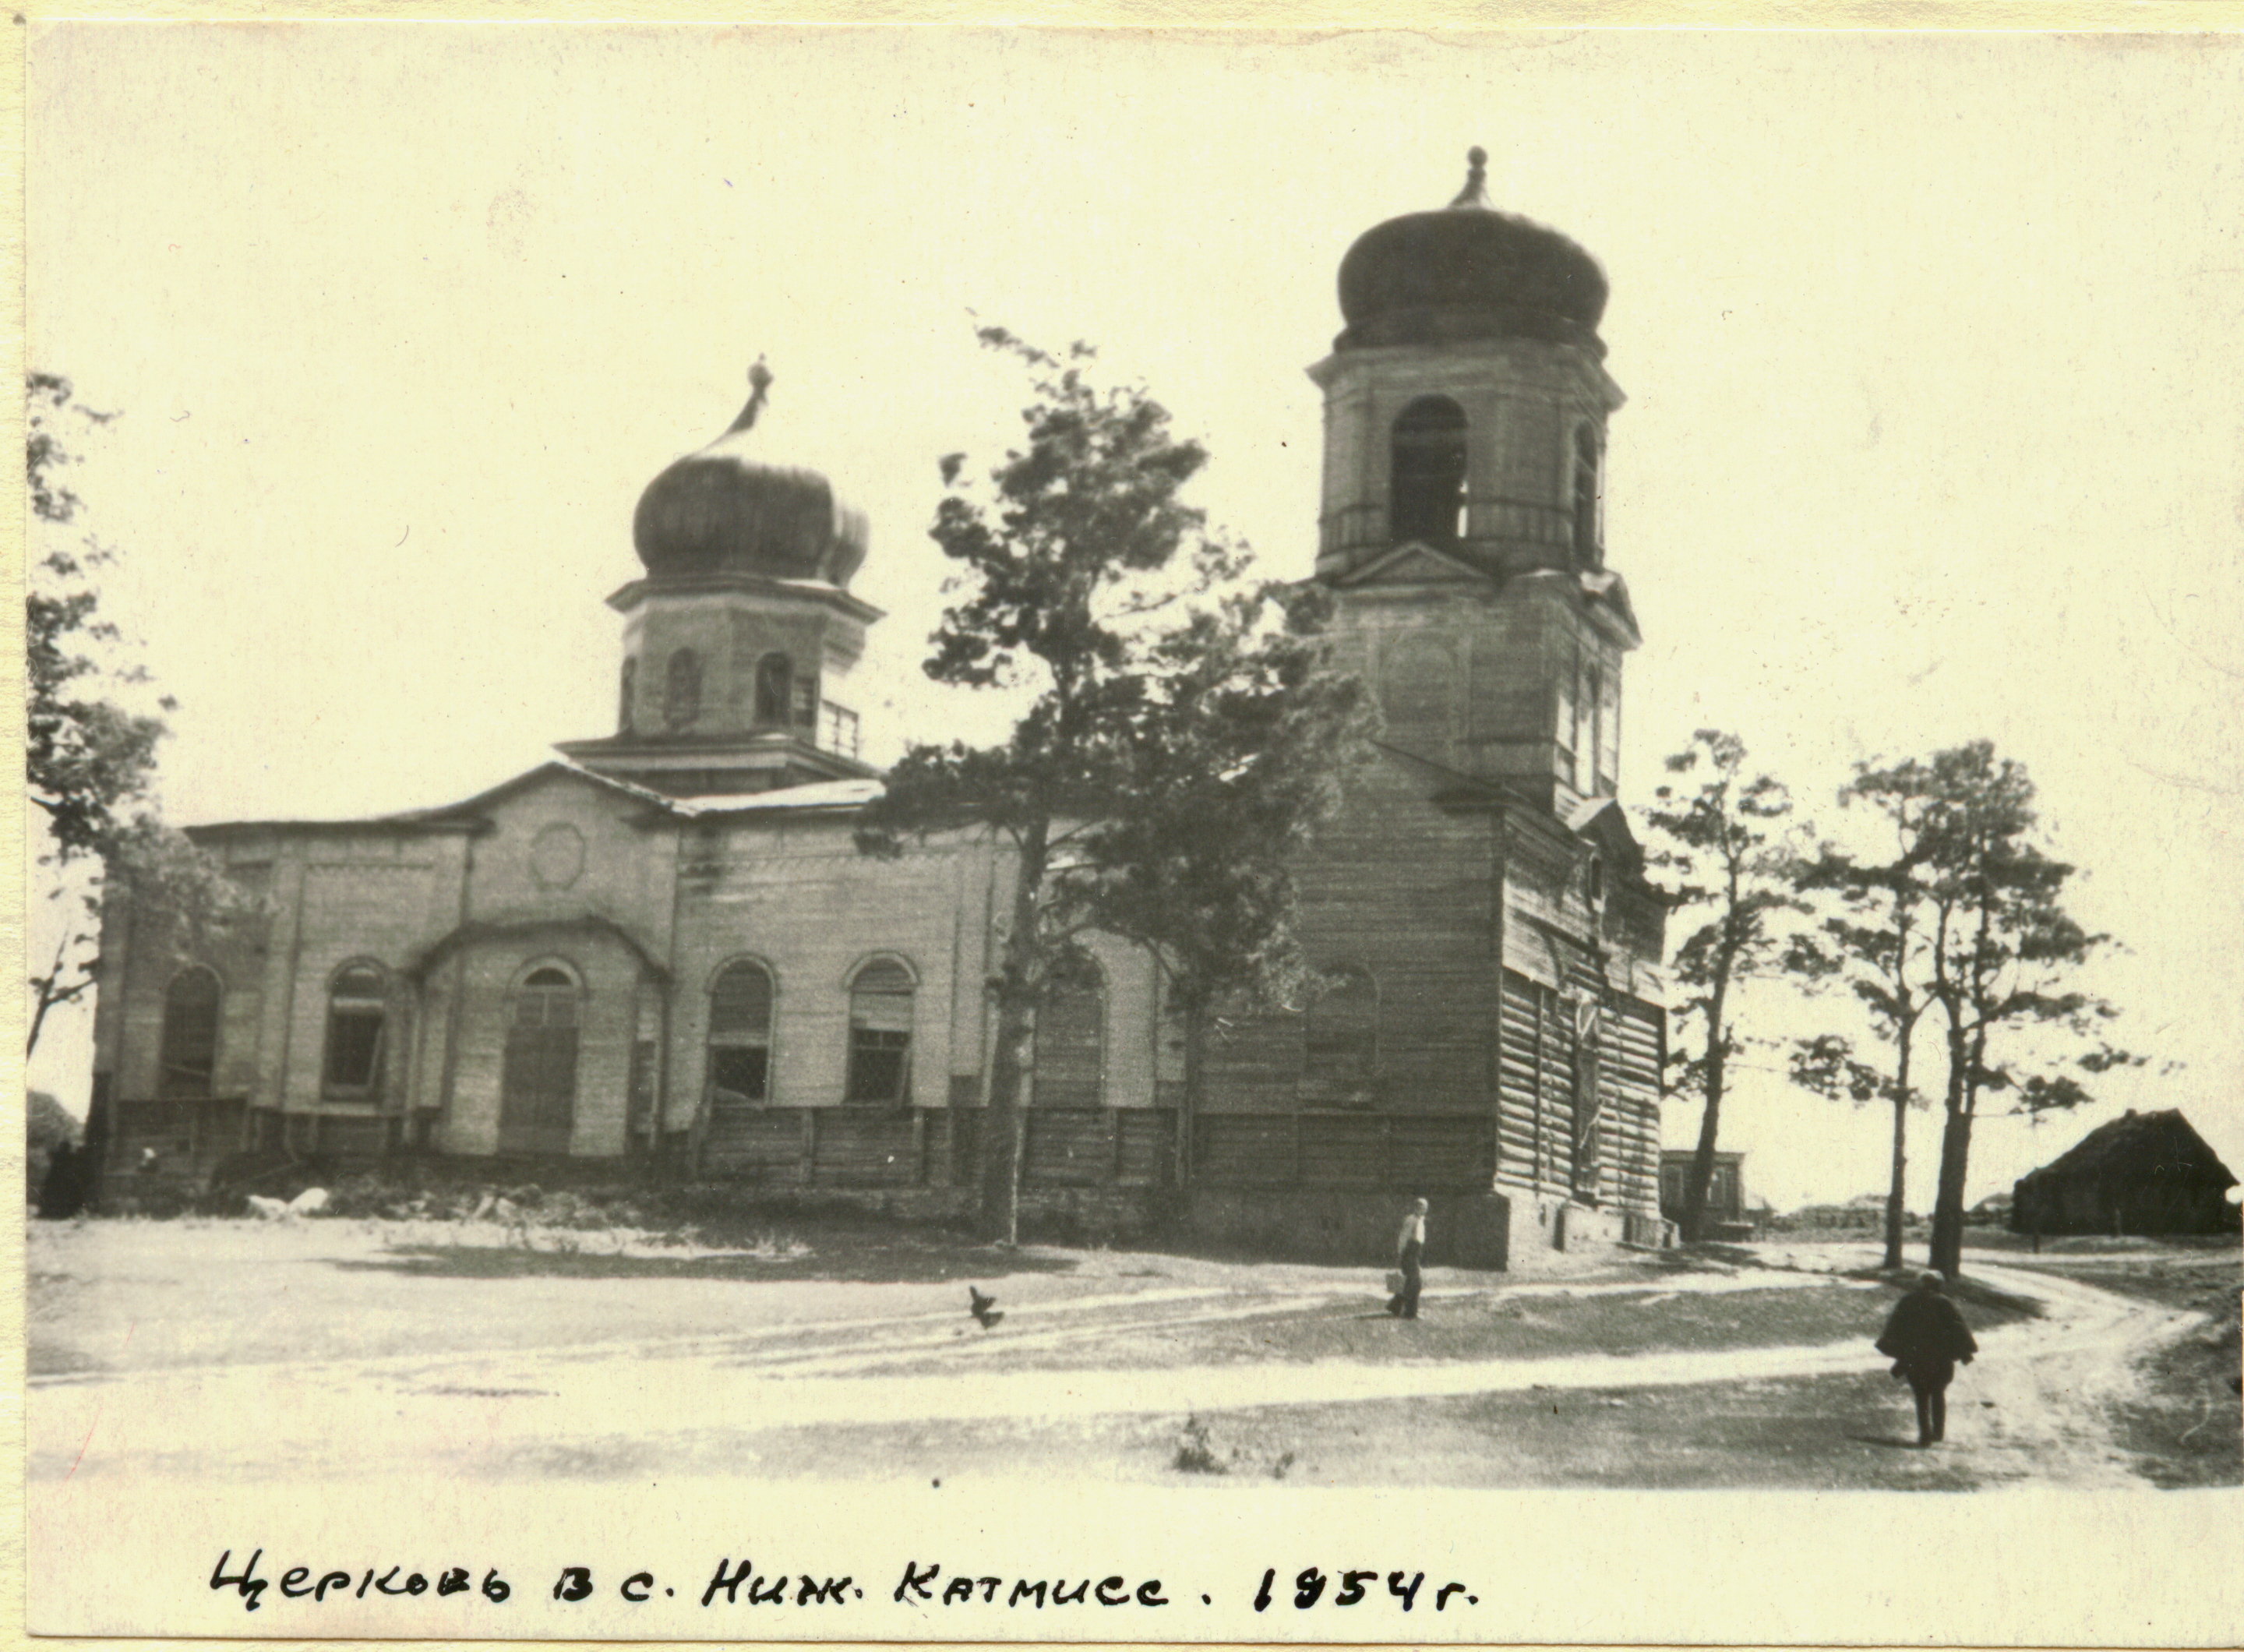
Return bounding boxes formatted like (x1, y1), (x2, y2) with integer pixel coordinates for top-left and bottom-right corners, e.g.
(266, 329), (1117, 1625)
(1333, 542), (1496, 589)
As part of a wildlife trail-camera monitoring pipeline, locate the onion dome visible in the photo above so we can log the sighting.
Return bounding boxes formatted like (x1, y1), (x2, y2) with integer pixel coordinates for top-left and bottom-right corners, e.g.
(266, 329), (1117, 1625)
(1335, 147), (1608, 355)
(631, 361), (869, 588)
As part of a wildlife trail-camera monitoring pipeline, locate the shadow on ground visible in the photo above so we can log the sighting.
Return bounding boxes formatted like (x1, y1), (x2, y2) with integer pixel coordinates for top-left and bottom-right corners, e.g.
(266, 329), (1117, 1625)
(327, 1239), (1081, 1285)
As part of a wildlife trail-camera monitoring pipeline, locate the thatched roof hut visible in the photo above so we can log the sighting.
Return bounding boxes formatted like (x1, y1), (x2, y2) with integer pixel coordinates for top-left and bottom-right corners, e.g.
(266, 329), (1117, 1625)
(2012, 1110), (2238, 1237)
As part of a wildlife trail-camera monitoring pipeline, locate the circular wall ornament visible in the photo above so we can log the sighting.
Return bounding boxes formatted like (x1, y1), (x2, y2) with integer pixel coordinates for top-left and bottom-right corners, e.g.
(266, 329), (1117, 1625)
(529, 822), (587, 891)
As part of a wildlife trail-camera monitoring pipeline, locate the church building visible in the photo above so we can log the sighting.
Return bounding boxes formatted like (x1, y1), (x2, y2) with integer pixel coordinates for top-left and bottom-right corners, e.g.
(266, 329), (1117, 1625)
(90, 153), (1668, 1270)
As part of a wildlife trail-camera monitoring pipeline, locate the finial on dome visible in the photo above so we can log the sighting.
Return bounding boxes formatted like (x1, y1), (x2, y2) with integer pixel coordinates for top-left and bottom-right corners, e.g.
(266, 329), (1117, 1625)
(725, 357), (774, 436)
(1448, 146), (1491, 210)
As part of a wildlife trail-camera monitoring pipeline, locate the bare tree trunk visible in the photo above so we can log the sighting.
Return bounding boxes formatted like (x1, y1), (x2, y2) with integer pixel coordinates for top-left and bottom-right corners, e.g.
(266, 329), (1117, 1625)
(1928, 1022), (1974, 1280)
(1681, 979), (1730, 1244)
(981, 821), (1050, 1246)
(1882, 1029), (1913, 1271)
(982, 995), (1031, 1246)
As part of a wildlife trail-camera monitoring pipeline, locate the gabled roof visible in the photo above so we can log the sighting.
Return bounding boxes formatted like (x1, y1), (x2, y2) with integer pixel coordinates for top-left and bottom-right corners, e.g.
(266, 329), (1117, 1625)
(386, 760), (681, 825)
(1330, 542), (1497, 589)
(1566, 795), (1646, 875)
(2016, 1109), (2237, 1190)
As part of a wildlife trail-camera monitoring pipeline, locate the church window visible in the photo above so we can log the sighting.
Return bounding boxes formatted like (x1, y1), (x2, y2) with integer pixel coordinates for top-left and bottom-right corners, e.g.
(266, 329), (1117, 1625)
(1586, 855), (1606, 908)
(501, 962), (580, 1153)
(1389, 397), (1469, 545)
(322, 962), (390, 1096)
(845, 957), (916, 1105)
(664, 649), (702, 730)
(820, 702), (862, 761)
(707, 958), (775, 1107)
(1303, 965), (1378, 1104)
(754, 652), (792, 727)
(618, 657), (637, 734)
(791, 672), (818, 729)
(1032, 958), (1106, 1107)
(157, 966), (222, 1100)
(1572, 423), (1602, 563)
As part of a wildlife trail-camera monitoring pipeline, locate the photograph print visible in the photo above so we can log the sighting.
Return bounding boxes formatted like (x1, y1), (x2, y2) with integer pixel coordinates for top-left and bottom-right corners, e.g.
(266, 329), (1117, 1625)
(21, 22), (2244, 1644)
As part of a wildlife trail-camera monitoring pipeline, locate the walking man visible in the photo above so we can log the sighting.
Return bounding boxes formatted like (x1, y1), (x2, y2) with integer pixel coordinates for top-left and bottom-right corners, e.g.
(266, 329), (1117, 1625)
(1388, 1197), (1428, 1320)
(1875, 1269), (1978, 1447)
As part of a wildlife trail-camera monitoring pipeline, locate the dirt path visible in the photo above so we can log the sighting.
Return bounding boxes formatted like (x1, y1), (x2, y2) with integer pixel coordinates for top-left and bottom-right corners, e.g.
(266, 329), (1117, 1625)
(28, 1225), (2196, 1488)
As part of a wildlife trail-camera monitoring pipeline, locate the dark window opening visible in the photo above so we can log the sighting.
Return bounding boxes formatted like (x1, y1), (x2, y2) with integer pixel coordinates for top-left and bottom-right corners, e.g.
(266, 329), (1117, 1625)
(664, 649), (702, 730)
(1390, 397), (1469, 545)
(790, 673), (818, 729)
(1586, 854), (1606, 907)
(618, 656), (637, 734)
(323, 963), (390, 1095)
(1572, 424), (1601, 563)
(707, 960), (774, 1107)
(754, 652), (792, 727)
(845, 959), (915, 1105)
(158, 968), (222, 1100)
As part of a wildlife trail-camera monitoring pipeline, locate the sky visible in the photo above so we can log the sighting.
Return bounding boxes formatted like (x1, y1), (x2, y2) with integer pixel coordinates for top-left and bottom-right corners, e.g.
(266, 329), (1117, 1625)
(25, 25), (2244, 1211)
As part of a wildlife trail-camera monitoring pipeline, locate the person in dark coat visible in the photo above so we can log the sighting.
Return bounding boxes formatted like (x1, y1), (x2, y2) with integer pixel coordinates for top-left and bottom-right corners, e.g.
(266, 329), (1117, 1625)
(1875, 1269), (1978, 1446)
(37, 1141), (86, 1220)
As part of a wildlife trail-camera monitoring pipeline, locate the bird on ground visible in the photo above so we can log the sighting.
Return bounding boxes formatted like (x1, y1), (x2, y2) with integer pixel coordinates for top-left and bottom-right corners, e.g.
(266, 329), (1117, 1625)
(968, 1287), (1004, 1330)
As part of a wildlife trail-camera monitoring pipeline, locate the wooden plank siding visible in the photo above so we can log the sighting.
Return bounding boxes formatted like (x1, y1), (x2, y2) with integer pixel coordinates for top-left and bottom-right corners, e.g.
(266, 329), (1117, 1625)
(699, 1106), (1169, 1191)
(1194, 1113), (1494, 1193)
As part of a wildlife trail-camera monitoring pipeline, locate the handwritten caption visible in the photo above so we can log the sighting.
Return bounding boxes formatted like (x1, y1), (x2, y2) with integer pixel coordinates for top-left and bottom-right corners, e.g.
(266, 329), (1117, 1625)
(208, 1551), (1477, 1618)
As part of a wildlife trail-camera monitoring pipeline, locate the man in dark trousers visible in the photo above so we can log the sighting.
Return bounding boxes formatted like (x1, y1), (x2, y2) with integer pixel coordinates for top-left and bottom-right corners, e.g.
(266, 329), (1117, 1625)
(1876, 1269), (1979, 1446)
(1387, 1197), (1428, 1319)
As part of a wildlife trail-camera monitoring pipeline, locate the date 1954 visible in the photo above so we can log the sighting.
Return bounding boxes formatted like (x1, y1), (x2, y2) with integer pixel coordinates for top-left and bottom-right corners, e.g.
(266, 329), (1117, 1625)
(1253, 1567), (1477, 1612)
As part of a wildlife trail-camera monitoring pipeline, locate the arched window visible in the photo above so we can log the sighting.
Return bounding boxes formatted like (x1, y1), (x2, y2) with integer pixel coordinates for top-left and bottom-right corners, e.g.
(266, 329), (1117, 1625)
(617, 657), (637, 734)
(664, 649), (702, 731)
(707, 959), (775, 1107)
(157, 967), (222, 1100)
(501, 962), (580, 1153)
(845, 958), (915, 1105)
(1390, 397), (1469, 545)
(1572, 423), (1601, 563)
(753, 652), (792, 727)
(1032, 959), (1106, 1107)
(323, 962), (390, 1096)
(1303, 965), (1377, 1104)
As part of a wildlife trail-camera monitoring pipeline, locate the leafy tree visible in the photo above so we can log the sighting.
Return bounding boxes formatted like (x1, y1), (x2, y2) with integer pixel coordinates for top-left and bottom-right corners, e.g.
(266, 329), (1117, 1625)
(1914, 742), (2140, 1279)
(1787, 757), (1941, 1271)
(1643, 730), (1806, 1243)
(24, 373), (251, 1061)
(857, 330), (1368, 1242)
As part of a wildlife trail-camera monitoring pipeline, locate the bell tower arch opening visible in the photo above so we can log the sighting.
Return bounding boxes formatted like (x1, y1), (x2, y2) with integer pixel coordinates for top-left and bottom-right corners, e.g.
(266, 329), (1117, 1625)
(1390, 395), (1469, 546)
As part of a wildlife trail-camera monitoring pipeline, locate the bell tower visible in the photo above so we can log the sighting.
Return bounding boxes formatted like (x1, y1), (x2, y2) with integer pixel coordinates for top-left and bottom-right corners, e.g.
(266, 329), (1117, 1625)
(557, 362), (883, 798)
(1312, 149), (1641, 814)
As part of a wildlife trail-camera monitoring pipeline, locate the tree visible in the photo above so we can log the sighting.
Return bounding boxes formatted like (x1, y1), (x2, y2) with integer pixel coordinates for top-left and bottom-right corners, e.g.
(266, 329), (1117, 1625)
(1914, 742), (2140, 1280)
(1787, 757), (1941, 1272)
(857, 330), (1369, 1242)
(1643, 730), (1806, 1243)
(24, 373), (250, 1060)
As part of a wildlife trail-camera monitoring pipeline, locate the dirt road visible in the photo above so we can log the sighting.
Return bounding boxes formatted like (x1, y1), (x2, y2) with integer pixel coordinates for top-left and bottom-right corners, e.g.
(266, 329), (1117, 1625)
(26, 1220), (2221, 1490)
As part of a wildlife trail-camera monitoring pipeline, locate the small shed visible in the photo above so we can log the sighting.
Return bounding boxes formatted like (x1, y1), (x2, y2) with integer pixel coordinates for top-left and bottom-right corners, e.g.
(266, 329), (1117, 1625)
(1660, 1149), (1751, 1237)
(2012, 1109), (2239, 1237)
